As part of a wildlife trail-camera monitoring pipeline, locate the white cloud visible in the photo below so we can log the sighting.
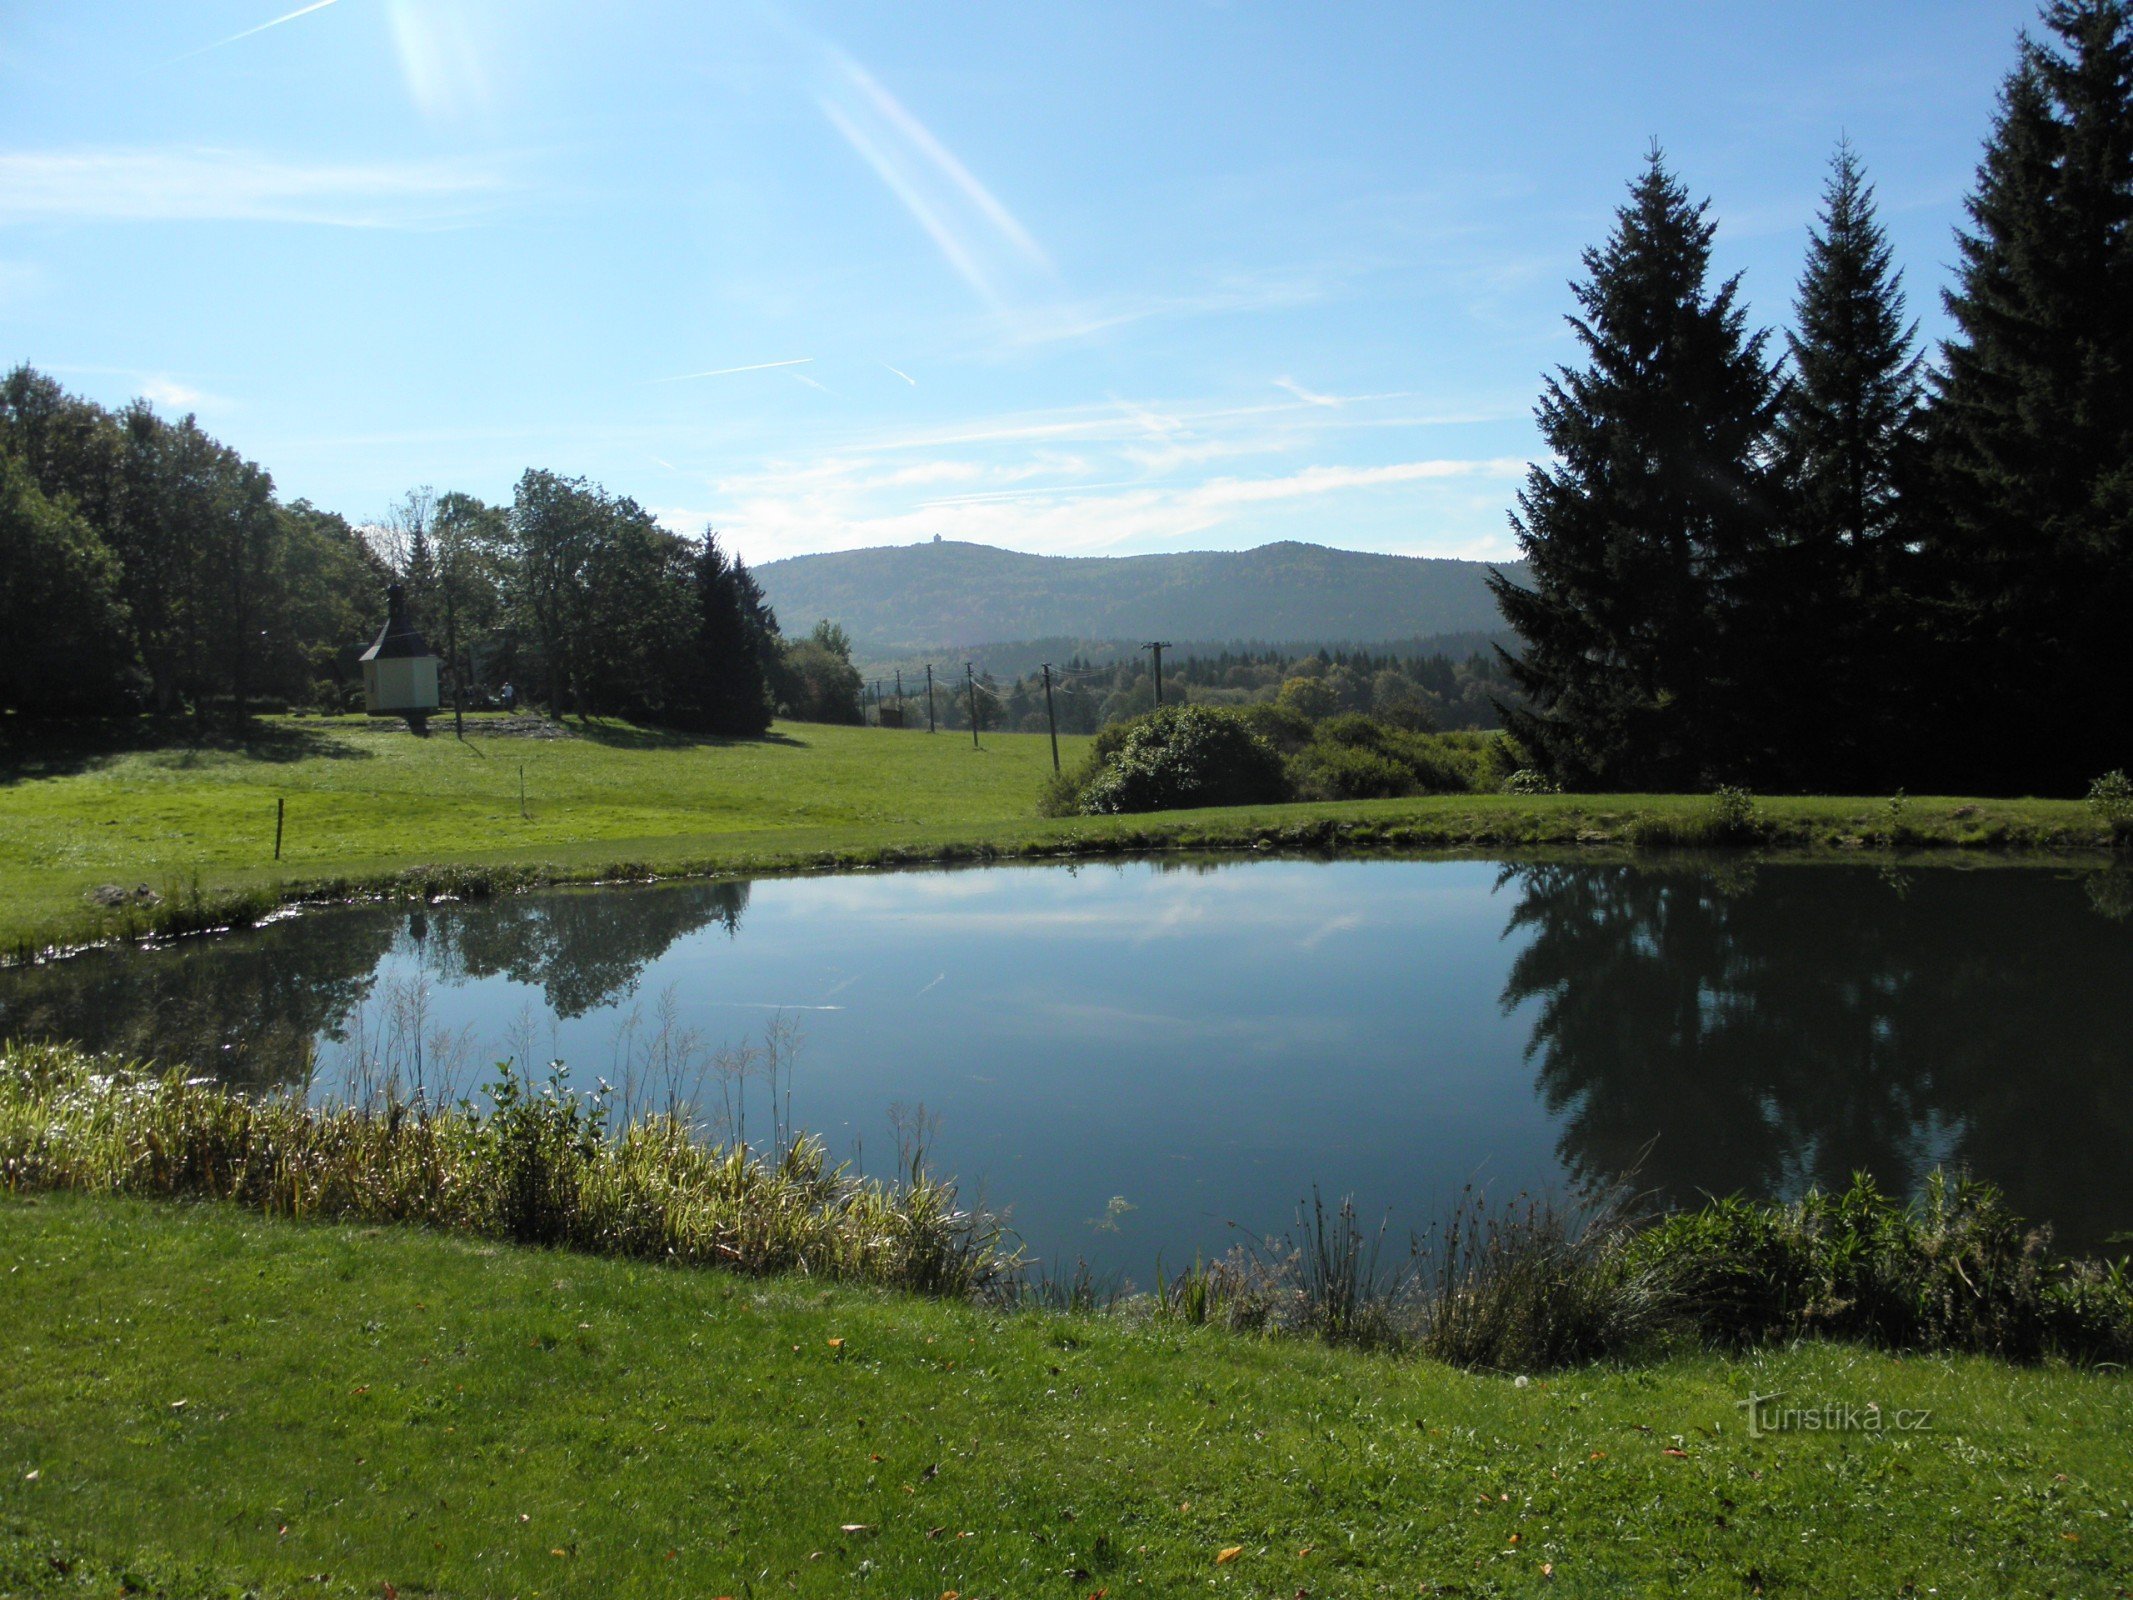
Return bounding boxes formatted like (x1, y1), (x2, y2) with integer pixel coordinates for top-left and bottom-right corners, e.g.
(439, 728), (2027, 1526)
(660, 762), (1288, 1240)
(637, 384), (1533, 565)
(696, 453), (1528, 565)
(0, 147), (506, 228)
(139, 377), (214, 411)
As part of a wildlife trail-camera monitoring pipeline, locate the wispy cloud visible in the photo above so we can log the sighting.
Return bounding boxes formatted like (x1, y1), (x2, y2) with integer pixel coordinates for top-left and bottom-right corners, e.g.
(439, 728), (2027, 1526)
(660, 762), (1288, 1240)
(171, 0), (340, 62)
(139, 376), (216, 411)
(819, 54), (1049, 305)
(988, 277), (1328, 349)
(387, 0), (493, 120)
(652, 357), (814, 384)
(696, 448), (1529, 564)
(0, 147), (506, 229)
(1275, 376), (1342, 408)
(883, 363), (917, 387)
(843, 61), (1049, 272)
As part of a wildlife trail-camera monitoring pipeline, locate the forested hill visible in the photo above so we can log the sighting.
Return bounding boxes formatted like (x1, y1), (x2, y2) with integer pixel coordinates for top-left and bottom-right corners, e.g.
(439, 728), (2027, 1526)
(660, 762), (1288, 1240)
(752, 540), (1525, 656)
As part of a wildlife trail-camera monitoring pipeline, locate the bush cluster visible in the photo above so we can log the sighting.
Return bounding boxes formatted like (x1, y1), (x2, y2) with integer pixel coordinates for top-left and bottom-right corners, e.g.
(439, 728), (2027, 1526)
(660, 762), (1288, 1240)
(2091, 770), (2133, 842)
(1043, 706), (1291, 816)
(1045, 705), (1526, 816)
(1631, 1172), (2127, 1361)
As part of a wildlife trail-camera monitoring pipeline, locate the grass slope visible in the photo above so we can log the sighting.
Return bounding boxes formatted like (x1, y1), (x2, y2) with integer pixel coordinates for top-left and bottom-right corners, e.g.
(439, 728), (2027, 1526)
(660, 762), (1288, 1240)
(1, 713), (2116, 957)
(3, 1194), (2128, 1598)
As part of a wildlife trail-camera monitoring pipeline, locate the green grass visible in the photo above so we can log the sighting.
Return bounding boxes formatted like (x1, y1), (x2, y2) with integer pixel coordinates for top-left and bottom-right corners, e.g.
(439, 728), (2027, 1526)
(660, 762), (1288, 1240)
(3, 1193), (2128, 1598)
(0, 712), (2115, 958)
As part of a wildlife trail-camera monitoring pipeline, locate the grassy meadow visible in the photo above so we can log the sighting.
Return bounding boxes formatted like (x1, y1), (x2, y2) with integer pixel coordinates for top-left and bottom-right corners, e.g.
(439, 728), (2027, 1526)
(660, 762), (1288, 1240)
(4, 1192), (2129, 1599)
(0, 711), (2114, 957)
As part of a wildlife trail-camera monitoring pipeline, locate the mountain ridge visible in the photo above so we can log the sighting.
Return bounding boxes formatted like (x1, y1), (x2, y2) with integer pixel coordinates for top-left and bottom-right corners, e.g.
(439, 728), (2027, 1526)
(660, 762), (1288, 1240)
(752, 538), (1524, 658)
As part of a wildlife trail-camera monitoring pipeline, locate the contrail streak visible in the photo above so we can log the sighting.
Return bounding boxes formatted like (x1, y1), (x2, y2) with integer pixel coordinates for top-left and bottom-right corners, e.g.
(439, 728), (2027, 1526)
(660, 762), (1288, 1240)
(652, 358), (814, 384)
(173, 0), (340, 61)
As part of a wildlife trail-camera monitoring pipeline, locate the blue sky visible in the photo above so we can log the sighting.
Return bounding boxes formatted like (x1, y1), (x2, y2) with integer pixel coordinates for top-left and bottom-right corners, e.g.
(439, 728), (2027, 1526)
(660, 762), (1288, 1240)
(0, 2), (2040, 566)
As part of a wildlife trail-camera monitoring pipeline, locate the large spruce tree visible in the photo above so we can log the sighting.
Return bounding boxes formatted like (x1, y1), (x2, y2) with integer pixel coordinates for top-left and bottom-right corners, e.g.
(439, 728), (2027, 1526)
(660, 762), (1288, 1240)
(1775, 142), (1926, 788)
(678, 531), (777, 736)
(1491, 151), (1784, 789)
(1933, 0), (2133, 792)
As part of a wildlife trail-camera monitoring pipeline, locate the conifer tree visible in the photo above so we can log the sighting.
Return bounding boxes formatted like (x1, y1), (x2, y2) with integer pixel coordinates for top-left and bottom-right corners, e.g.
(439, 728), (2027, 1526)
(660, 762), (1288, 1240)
(1491, 151), (1784, 789)
(1932, 0), (2133, 791)
(1775, 141), (1925, 788)
(680, 531), (776, 736)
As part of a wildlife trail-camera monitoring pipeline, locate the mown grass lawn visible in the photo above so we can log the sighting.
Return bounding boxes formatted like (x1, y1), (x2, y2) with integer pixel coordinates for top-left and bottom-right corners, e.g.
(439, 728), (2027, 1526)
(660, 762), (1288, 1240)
(0, 713), (2112, 957)
(1, 1194), (2127, 1599)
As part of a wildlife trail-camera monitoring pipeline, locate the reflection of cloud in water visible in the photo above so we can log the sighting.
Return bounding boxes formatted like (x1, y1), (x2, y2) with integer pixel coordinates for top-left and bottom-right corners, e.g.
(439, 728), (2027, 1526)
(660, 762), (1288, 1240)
(1029, 997), (1359, 1054)
(779, 859), (1485, 946)
(1297, 912), (1364, 950)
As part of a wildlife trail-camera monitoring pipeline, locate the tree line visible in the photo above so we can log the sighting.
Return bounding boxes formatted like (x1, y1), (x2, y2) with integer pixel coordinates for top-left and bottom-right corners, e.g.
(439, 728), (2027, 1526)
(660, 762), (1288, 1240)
(878, 645), (1520, 737)
(1494, 0), (2133, 796)
(0, 371), (863, 732)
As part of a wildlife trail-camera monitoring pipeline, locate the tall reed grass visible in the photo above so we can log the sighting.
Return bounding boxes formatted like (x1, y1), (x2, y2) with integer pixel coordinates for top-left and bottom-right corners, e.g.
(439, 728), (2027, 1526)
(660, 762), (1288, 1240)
(0, 1042), (1014, 1299)
(5, 1041), (2128, 1369)
(1150, 1178), (2132, 1370)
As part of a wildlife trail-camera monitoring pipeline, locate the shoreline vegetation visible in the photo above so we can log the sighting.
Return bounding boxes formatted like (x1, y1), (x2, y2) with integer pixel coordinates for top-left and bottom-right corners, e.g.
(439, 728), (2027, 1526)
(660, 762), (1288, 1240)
(1, 714), (2124, 965)
(5, 1042), (2129, 1373)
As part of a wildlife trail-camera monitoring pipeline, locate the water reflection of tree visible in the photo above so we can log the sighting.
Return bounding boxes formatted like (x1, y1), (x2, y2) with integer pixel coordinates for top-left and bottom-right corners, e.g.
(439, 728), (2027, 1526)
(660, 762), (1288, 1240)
(1500, 863), (2133, 1250)
(0, 910), (398, 1094)
(409, 880), (750, 1017)
(0, 880), (753, 1095)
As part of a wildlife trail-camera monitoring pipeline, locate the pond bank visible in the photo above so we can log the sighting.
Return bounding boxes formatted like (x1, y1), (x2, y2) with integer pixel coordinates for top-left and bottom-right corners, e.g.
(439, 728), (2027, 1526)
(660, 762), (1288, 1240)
(8, 788), (2122, 966)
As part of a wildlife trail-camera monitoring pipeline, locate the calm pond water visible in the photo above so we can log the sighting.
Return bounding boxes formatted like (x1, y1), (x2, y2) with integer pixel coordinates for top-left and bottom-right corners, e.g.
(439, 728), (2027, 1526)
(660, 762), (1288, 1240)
(5, 856), (2130, 1277)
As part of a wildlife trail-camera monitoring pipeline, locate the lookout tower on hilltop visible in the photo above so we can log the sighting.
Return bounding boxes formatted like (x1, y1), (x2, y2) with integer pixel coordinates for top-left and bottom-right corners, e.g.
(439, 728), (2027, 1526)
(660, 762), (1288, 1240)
(360, 583), (441, 733)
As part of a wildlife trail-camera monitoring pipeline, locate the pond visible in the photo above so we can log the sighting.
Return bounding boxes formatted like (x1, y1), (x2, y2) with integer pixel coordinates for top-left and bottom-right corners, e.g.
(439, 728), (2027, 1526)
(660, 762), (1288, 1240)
(4, 856), (2130, 1280)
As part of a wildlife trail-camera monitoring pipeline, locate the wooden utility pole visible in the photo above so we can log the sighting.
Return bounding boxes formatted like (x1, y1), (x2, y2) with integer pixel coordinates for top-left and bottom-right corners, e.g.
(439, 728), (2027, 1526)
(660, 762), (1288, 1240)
(1041, 663), (1061, 772)
(966, 663), (981, 748)
(1143, 641), (1171, 707)
(925, 664), (936, 733)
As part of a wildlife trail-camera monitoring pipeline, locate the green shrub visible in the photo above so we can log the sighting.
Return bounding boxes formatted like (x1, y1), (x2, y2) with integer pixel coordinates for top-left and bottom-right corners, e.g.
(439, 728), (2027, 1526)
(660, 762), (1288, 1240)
(1628, 784), (1768, 848)
(1235, 699), (1315, 755)
(2089, 769), (2133, 841)
(1073, 707), (1291, 815)
(1287, 715), (1479, 801)
(1502, 768), (1559, 795)
(1632, 1172), (2129, 1362)
(488, 1063), (604, 1246)
(1709, 784), (1761, 838)
(1290, 740), (1419, 801)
